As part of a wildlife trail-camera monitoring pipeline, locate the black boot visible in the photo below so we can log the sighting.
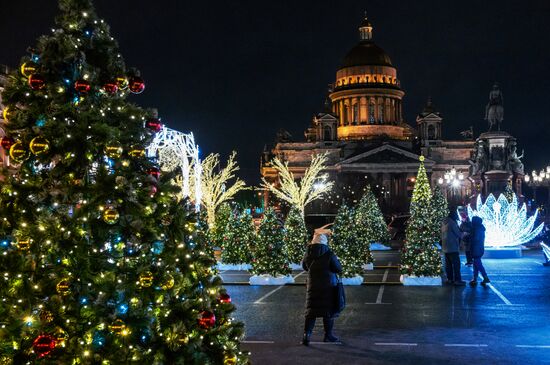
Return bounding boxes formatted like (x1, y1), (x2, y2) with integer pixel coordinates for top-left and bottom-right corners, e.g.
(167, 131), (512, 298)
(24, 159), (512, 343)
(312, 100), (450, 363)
(302, 332), (311, 346)
(481, 277), (491, 287)
(323, 317), (339, 342)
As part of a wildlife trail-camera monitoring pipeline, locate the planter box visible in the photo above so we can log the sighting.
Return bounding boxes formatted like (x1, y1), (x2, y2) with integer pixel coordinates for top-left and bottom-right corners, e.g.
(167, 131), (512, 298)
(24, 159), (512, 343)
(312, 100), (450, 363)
(341, 275), (364, 285)
(400, 275), (442, 286)
(370, 243), (391, 251)
(362, 263), (374, 271)
(289, 263), (303, 270)
(249, 274), (295, 286)
(484, 247), (522, 259)
(216, 263), (251, 271)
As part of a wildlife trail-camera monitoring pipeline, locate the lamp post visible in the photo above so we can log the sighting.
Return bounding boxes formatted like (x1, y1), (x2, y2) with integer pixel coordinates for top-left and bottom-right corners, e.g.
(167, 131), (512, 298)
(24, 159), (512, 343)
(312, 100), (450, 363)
(438, 167), (464, 204)
(524, 167), (550, 211)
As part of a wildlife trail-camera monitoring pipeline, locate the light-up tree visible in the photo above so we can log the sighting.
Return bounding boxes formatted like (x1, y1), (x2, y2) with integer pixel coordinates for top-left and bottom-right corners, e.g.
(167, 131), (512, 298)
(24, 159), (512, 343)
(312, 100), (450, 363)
(0, 1), (247, 363)
(201, 152), (246, 227)
(261, 153), (333, 216)
(354, 186), (391, 259)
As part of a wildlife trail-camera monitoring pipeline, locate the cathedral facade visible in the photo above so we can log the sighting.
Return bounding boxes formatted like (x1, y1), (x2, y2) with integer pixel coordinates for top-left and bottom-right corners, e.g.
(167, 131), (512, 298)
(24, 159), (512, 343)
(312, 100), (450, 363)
(261, 17), (475, 216)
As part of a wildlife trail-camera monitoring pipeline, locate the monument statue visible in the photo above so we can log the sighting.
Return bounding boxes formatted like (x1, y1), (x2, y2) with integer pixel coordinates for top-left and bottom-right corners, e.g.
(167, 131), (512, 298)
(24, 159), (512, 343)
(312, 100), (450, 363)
(485, 83), (504, 131)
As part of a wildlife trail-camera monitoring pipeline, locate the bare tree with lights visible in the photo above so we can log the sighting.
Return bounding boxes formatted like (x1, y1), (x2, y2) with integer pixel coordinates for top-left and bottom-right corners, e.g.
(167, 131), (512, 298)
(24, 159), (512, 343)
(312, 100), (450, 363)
(261, 153), (333, 216)
(201, 152), (247, 228)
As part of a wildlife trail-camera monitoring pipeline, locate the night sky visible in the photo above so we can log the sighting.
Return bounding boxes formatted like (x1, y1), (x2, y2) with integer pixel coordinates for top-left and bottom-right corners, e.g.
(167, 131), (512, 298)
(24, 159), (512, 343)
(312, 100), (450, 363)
(2, 0), (550, 183)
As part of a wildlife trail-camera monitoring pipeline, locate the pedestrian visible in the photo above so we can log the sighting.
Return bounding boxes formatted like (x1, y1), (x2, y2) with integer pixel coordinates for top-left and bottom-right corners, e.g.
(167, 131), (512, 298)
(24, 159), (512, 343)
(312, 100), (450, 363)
(459, 214), (473, 266)
(441, 210), (466, 285)
(301, 232), (343, 346)
(469, 216), (491, 287)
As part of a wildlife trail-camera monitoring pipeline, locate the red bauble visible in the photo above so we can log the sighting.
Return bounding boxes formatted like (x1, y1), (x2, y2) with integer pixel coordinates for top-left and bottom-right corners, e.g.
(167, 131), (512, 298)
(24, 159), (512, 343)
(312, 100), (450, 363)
(198, 310), (216, 329)
(74, 79), (91, 93)
(147, 167), (160, 180)
(1, 137), (15, 150)
(219, 293), (231, 304)
(128, 76), (145, 94)
(102, 82), (118, 94)
(28, 74), (46, 90)
(145, 118), (163, 133)
(33, 334), (56, 358)
(149, 184), (158, 196)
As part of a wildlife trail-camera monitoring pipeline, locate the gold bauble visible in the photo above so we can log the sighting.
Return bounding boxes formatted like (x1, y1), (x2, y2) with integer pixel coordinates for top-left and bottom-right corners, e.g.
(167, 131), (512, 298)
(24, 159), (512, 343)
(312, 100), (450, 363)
(129, 145), (145, 158)
(104, 142), (123, 159)
(102, 206), (119, 225)
(39, 310), (54, 323)
(116, 76), (128, 90)
(160, 274), (174, 290)
(2, 106), (12, 122)
(109, 319), (126, 334)
(9, 141), (28, 162)
(129, 297), (141, 308)
(17, 238), (31, 251)
(56, 279), (71, 296)
(224, 354), (238, 365)
(139, 271), (154, 288)
(20, 62), (39, 78)
(29, 136), (50, 155)
(54, 327), (68, 347)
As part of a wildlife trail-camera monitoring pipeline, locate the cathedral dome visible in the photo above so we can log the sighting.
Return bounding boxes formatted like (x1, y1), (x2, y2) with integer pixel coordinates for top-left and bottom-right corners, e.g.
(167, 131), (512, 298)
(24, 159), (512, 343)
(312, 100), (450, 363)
(340, 41), (393, 68)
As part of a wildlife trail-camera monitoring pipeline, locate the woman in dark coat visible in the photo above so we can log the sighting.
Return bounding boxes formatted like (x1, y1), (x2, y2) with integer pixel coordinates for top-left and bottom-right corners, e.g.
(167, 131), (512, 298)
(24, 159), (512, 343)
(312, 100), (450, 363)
(469, 216), (491, 287)
(301, 233), (342, 346)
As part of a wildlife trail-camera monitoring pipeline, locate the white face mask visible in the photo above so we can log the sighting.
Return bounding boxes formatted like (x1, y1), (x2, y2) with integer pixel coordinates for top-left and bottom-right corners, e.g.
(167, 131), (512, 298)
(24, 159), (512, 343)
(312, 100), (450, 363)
(319, 234), (328, 245)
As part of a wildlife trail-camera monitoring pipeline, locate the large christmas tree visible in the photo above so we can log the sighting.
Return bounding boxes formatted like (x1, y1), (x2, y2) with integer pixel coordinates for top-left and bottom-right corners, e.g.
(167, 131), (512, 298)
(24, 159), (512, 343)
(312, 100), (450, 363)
(0, 1), (247, 363)
(431, 185), (449, 229)
(221, 211), (255, 265)
(209, 203), (232, 249)
(400, 157), (442, 277)
(250, 208), (290, 277)
(355, 186), (391, 260)
(283, 207), (309, 264)
(331, 205), (363, 278)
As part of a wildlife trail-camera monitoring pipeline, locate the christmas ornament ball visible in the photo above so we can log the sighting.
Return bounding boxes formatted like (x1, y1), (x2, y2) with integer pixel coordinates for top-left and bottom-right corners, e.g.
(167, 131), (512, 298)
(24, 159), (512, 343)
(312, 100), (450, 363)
(145, 118), (162, 132)
(28, 74), (46, 90)
(17, 238), (31, 251)
(2, 106), (12, 122)
(198, 310), (216, 329)
(224, 354), (238, 365)
(29, 136), (50, 155)
(128, 76), (145, 94)
(74, 79), (91, 93)
(102, 81), (118, 94)
(139, 271), (154, 287)
(116, 76), (128, 90)
(102, 206), (120, 225)
(147, 167), (161, 179)
(39, 310), (54, 323)
(53, 327), (68, 347)
(9, 141), (29, 162)
(56, 279), (71, 296)
(20, 61), (39, 78)
(219, 293), (231, 304)
(1, 137), (14, 150)
(32, 334), (56, 358)
(109, 319), (126, 334)
(104, 142), (123, 159)
(129, 145), (145, 157)
(160, 274), (174, 290)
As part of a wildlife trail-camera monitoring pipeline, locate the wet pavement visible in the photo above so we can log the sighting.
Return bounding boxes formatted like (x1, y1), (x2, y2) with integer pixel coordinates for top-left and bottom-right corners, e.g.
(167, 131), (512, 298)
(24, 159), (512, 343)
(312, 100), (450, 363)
(222, 249), (550, 365)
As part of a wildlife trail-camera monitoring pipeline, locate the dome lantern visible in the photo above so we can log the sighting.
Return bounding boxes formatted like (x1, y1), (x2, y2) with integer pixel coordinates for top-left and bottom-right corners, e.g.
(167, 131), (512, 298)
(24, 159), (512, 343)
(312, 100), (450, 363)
(359, 14), (373, 41)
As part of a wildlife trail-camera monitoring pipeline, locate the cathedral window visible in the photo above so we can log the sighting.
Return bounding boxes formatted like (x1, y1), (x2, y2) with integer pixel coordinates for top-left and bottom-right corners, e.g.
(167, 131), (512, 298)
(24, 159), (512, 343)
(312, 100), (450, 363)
(353, 104), (359, 124)
(369, 100), (375, 123)
(378, 102), (384, 123)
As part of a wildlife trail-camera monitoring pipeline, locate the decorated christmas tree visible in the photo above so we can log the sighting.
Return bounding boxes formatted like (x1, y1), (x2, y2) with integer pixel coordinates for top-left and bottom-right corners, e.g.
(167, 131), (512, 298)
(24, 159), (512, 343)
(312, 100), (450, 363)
(431, 185), (449, 229)
(209, 203), (232, 248)
(0, 1), (247, 363)
(283, 207), (309, 264)
(250, 208), (290, 277)
(331, 205), (363, 278)
(221, 211), (255, 265)
(503, 181), (515, 203)
(355, 186), (391, 260)
(401, 157), (442, 277)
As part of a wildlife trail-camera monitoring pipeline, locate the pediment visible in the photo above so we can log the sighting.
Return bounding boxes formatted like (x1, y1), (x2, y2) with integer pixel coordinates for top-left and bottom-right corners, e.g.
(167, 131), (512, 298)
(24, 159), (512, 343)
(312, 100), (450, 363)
(338, 144), (435, 165)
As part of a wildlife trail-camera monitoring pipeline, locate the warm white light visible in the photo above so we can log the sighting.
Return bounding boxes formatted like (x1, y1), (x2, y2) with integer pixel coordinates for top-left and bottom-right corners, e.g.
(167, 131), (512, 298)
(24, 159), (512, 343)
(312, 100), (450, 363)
(464, 193), (543, 248)
(451, 179), (460, 188)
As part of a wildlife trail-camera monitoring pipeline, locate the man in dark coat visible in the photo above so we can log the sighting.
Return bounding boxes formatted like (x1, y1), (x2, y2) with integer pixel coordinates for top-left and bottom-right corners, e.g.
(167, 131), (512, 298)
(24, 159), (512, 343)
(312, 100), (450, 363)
(469, 216), (491, 287)
(441, 210), (466, 285)
(301, 233), (342, 346)
(460, 216), (474, 266)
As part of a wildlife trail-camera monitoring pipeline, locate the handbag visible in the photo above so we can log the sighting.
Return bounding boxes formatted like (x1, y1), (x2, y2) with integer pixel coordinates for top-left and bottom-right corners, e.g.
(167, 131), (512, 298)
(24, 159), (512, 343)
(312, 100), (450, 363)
(333, 275), (346, 315)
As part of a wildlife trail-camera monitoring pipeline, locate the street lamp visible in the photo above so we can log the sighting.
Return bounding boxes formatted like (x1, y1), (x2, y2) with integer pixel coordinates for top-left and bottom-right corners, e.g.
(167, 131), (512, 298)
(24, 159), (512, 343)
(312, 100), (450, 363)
(438, 167), (465, 203)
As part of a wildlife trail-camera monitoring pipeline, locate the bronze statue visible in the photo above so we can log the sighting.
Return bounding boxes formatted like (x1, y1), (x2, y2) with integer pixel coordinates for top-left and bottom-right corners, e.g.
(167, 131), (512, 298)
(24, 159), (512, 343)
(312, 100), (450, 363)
(485, 83), (504, 131)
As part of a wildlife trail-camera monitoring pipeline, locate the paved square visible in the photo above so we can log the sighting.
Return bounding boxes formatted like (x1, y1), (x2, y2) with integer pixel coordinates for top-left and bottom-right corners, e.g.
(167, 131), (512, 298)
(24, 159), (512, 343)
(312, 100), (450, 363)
(222, 250), (550, 364)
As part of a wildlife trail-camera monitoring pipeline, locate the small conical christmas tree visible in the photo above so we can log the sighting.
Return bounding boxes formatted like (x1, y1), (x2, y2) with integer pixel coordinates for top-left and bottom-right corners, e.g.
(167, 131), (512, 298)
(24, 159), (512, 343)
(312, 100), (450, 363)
(504, 181), (514, 203)
(0, 1), (247, 363)
(432, 185), (449, 229)
(401, 156), (442, 277)
(331, 205), (363, 278)
(355, 186), (391, 262)
(284, 207), (308, 264)
(251, 208), (290, 277)
(221, 210), (255, 265)
(209, 203), (232, 248)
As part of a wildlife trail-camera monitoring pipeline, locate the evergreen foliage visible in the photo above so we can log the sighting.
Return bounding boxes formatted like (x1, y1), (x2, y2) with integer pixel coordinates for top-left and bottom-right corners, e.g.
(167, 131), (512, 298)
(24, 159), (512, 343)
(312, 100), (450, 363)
(221, 211), (255, 265)
(283, 207), (309, 264)
(431, 185), (449, 228)
(400, 157), (442, 277)
(251, 208), (290, 276)
(504, 181), (514, 203)
(331, 205), (363, 277)
(209, 203), (232, 248)
(355, 186), (391, 261)
(0, 1), (247, 363)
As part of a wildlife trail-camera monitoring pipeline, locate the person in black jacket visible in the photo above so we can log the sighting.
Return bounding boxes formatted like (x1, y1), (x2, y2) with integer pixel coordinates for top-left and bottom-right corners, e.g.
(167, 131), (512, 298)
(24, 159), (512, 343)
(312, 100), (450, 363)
(469, 216), (491, 287)
(301, 233), (343, 346)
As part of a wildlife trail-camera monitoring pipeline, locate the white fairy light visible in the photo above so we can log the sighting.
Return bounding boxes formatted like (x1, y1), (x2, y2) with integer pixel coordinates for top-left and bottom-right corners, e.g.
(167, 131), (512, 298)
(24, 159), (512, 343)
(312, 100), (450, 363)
(464, 192), (543, 248)
(147, 126), (202, 211)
